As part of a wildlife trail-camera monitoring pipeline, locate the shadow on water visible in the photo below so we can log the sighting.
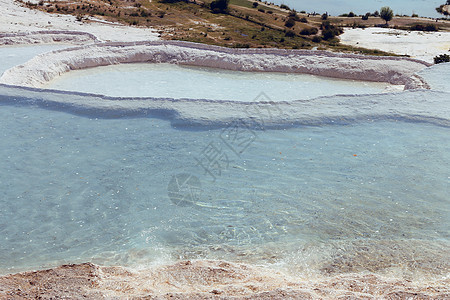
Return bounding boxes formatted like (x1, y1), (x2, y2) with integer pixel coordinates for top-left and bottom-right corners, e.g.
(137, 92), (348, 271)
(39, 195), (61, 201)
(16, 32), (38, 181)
(1, 84), (449, 131)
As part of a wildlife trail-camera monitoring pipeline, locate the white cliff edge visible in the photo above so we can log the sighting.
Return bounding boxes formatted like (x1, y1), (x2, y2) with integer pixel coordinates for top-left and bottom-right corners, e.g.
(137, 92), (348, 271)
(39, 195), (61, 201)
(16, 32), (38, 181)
(0, 41), (431, 89)
(0, 31), (100, 46)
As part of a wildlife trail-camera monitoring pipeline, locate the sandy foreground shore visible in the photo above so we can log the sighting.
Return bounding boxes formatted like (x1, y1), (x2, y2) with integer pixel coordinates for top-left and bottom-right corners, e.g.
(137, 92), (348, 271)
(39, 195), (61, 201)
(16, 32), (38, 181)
(1, 261), (449, 299)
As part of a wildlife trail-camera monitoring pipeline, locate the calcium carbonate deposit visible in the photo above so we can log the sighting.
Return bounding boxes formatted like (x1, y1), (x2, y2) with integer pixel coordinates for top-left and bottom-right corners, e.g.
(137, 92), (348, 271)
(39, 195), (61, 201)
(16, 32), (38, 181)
(0, 41), (431, 89)
(0, 21), (449, 299)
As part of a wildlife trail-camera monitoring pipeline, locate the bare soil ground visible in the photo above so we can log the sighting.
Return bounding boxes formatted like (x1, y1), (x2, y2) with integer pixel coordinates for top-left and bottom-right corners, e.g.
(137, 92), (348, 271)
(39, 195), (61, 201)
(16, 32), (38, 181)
(16, 0), (450, 56)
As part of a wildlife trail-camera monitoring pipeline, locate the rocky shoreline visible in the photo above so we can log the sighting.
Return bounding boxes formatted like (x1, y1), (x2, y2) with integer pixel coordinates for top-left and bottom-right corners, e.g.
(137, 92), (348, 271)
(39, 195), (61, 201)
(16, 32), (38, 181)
(1, 261), (448, 299)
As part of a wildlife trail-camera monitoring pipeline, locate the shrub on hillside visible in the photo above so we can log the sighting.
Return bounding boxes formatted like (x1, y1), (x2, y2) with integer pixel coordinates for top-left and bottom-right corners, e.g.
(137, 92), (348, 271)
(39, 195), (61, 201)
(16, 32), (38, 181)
(285, 30), (296, 37)
(284, 17), (296, 28)
(434, 54), (450, 64)
(300, 27), (318, 35)
(410, 24), (438, 31)
(288, 11), (300, 20)
(210, 0), (229, 13)
(312, 36), (321, 43)
(320, 21), (343, 40)
(233, 43), (250, 48)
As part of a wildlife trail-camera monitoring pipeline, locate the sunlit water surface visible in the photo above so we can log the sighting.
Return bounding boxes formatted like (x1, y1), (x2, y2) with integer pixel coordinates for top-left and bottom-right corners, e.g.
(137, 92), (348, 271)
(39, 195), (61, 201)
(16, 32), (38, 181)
(0, 44), (448, 280)
(417, 62), (450, 92)
(45, 63), (396, 101)
(0, 44), (69, 75)
(0, 103), (448, 278)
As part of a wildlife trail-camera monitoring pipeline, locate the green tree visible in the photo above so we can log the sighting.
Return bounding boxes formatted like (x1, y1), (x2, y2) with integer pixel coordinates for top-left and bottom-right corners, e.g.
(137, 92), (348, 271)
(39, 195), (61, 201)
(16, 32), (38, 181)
(380, 6), (393, 25)
(320, 21), (343, 40)
(436, 1), (450, 18)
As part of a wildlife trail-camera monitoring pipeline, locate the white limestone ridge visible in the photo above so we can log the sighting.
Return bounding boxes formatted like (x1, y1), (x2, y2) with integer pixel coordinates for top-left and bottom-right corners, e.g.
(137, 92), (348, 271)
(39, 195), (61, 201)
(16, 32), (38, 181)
(0, 41), (431, 89)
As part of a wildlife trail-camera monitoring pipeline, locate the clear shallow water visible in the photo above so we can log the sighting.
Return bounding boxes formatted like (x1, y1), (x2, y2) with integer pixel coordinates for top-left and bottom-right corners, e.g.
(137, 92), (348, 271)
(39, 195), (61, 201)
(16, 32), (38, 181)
(272, 0), (443, 18)
(45, 63), (396, 101)
(0, 103), (448, 278)
(417, 62), (450, 92)
(0, 44), (69, 75)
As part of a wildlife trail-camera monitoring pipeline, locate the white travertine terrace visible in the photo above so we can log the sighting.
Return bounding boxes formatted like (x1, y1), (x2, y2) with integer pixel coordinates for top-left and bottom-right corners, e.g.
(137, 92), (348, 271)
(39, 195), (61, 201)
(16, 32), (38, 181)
(0, 31), (99, 45)
(0, 0), (159, 43)
(340, 27), (450, 64)
(0, 41), (431, 89)
(1, 83), (448, 127)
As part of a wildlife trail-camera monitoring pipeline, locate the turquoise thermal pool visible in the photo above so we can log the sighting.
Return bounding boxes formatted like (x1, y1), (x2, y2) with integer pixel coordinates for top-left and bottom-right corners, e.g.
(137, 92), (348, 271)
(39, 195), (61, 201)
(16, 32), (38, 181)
(45, 63), (396, 100)
(0, 45), (449, 283)
(0, 44), (69, 75)
(417, 62), (450, 92)
(0, 97), (448, 278)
